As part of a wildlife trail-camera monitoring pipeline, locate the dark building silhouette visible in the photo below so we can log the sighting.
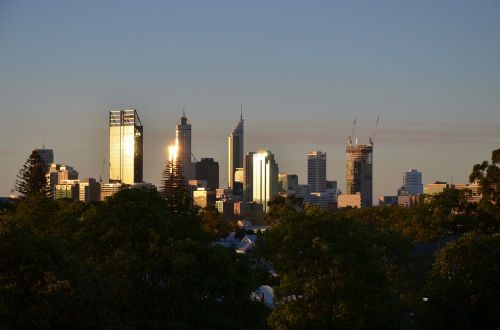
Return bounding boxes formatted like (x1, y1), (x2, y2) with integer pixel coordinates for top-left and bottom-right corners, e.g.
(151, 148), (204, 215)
(195, 158), (219, 191)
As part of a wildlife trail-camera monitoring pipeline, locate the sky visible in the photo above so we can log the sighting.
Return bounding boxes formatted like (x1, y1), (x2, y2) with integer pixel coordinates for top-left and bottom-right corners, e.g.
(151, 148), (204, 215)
(1, 0), (499, 198)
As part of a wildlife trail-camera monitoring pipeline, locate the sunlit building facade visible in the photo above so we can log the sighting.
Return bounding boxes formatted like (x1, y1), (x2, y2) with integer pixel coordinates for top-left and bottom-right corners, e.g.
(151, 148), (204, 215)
(228, 112), (244, 194)
(346, 144), (373, 207)
(252, 151), (279, 213)
(308, 150), (327, 192)
(109, 109), (143, 184)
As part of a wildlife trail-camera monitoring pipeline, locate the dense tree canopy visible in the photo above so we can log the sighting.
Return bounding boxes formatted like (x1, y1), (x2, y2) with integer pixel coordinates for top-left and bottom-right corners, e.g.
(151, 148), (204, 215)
(0, 189), (268, 329)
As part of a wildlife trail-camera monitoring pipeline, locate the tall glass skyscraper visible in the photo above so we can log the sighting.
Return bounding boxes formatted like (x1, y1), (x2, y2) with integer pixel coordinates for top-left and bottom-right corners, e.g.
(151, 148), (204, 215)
(253, 151), (279, 212)
(307, 150), (327, 192)
(228, 110), (244, 193)
(345, 144), (373, 207)
(176, 110), (193, 180)
(109, 109), (143, 184)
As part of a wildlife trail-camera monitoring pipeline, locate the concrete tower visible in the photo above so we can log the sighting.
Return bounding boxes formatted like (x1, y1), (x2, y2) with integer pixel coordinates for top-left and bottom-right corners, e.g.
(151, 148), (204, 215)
(176, 110), (193, 180)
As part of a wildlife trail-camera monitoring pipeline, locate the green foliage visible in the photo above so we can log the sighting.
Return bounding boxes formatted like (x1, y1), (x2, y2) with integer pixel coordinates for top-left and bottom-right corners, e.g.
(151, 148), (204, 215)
(199, 204), (234, 239)
(470, 148), (500, 206)
(15, 150), (50, 197)
(0, 188), (268, 329)
(257, 208), (414, 330)
(421, 233), (500, 329)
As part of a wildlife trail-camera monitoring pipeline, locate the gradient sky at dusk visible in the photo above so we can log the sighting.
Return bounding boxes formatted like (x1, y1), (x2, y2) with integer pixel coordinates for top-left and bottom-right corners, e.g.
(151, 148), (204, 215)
(1, 0), (499, 198)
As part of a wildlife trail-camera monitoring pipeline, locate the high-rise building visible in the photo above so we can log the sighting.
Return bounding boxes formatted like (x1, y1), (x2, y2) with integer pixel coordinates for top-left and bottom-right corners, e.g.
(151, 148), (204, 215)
(79, 178), (100, 202)
(47, 163), (78, 199)
(403, 169), (423, 195)
(243, 152), (255, 202)
(287, 174), (298, 191)
(252, 151), (279, 212)
(195, 158), (219, 191)
(278, 173), (288, 192)
(228, 110), (244, 191)
(308, 150), (327, 192)
(109, 109), (143, 184)
(176, 110), (193, 181)
(346, 144), (373, 207)
(34, 148), (54, 172)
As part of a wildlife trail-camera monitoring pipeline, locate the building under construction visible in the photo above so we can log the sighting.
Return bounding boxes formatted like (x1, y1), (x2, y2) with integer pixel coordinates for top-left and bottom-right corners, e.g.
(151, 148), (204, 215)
(344, 118), (377, 207)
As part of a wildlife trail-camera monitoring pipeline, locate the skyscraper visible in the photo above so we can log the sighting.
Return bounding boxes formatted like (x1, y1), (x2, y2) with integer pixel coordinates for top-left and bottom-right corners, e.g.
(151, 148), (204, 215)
(403, 169), (423, 195)
(228, 109), (244, 193)
(345, 144), (373, 207)
(243, 152), (255, 202)
(176, 110), (193, 180)
(307, 150), (327, 192)
(253, 151), (279, 212)
(34, 148), (54, 172)
(109, 109), (143, 184)
(195, 158), (219, 191)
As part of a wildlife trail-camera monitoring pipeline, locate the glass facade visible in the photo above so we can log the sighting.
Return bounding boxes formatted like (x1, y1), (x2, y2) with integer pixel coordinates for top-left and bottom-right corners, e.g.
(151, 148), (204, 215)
(228, 114), (244, 190)
(109, 110), (143, 184)
(252, 151), (279, 212)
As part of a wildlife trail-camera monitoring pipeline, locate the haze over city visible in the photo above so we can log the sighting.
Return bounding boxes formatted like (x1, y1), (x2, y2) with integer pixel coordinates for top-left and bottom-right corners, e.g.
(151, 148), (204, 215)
(1, 0), (499, 197)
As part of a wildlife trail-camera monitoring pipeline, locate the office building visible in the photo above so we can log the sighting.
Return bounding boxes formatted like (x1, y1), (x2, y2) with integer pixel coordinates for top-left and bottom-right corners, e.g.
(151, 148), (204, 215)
(287, 174), (298, 191)
(252, 151), (279, 212)
(243, 152), (255, 201)
(175, 110), (193, 180)
(34, 148), (54, 172)
(109, 109), (143, 184)
(55, 180), (80, 200)
(79, 178), (100, 202)
(228, 110), (244, 192)
(193, 188), (215, 208)
(100, 183), (122, 201)
(47, 164), (78, 199)
(308, 150), (327, 192)
(326, 180), (337, 191)
(424, 181), (448, 195)
(452, 182), (482, 203)
(346, 144), (373, 207)
(403, 169), (423, 195)
(278, 173), (288, 193)
(338, 193), (362, 208)
(195, 158), (219, 191)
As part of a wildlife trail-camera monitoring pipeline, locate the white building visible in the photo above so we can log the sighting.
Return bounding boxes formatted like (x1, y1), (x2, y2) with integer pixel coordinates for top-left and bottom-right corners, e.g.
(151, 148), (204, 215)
(253, 151), (279, 213)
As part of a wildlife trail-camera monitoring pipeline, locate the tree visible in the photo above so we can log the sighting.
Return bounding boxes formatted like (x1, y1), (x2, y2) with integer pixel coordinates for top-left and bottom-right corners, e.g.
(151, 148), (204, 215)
(469, 148), (500, 206)
(160, 160), (193, 214)
(15, 150), (50, 197)
(256, 208), (408, 329)
(421, 233), (500, 329)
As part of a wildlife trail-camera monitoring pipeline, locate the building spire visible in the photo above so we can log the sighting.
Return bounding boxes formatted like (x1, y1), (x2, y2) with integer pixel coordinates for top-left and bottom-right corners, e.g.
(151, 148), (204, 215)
(240, 104), (243, 121)
(182, 107), (186, 118)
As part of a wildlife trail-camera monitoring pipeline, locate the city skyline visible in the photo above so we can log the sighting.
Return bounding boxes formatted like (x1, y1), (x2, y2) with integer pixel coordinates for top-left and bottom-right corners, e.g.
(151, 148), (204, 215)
(1, 1), (499, 198)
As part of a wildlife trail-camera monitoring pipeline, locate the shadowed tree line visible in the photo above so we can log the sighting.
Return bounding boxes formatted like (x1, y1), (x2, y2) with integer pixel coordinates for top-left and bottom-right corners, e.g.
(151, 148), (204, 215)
(2, 149), (499, 329)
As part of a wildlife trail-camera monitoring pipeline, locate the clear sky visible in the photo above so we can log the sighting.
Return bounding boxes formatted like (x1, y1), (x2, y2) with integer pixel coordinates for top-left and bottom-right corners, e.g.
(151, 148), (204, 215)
(1, 0), (499, 198)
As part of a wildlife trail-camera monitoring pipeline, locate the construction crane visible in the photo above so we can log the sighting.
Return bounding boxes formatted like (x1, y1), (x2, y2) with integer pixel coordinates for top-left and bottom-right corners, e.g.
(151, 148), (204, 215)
(369, 116), (380, 146)
(348, 118), (357, 146)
